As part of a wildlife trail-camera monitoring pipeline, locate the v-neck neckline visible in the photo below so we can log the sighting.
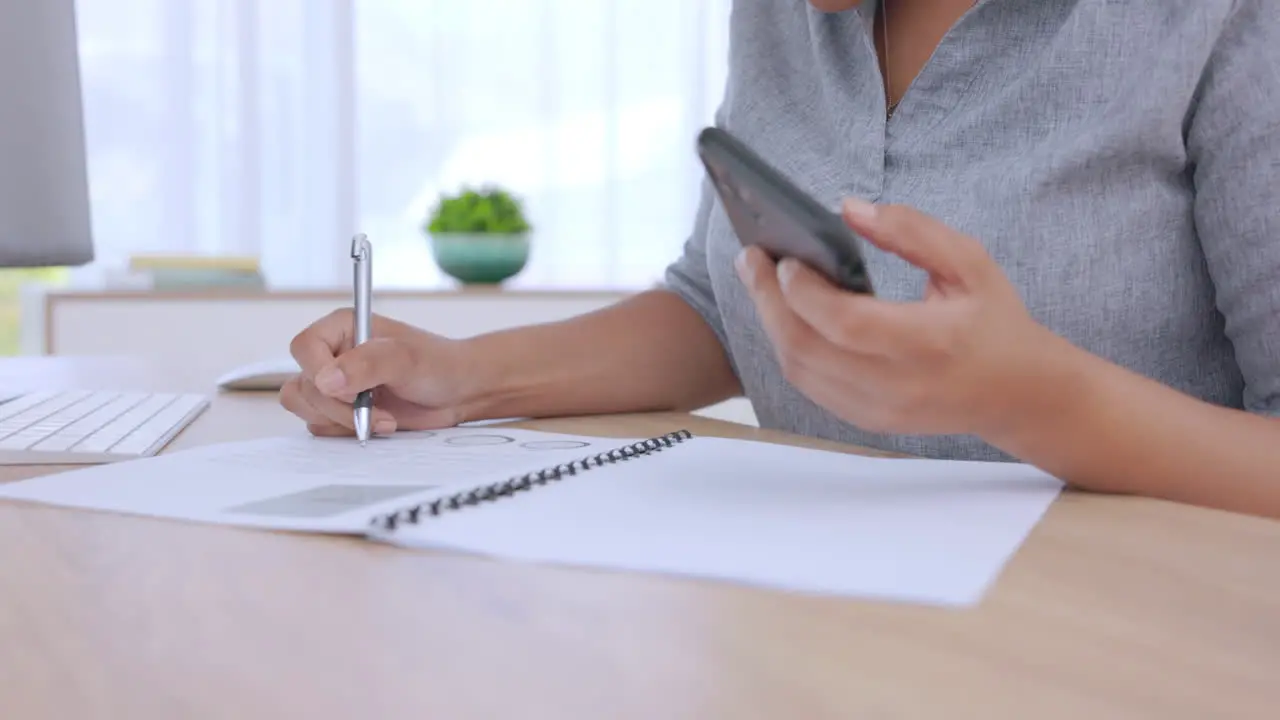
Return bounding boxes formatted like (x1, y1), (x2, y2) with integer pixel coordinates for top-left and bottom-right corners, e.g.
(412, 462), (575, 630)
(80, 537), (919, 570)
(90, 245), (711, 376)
(857, 0), (993, 132)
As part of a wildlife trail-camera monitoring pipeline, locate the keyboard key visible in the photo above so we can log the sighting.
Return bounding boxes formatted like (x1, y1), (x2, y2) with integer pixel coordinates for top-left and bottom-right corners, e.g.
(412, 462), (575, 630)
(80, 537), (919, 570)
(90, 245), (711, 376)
(0, 391), (58, 423)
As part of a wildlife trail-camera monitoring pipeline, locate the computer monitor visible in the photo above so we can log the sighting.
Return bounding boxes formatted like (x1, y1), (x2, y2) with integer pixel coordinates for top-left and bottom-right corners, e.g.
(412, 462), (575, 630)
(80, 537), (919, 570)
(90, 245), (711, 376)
(0, 0), (94, 267)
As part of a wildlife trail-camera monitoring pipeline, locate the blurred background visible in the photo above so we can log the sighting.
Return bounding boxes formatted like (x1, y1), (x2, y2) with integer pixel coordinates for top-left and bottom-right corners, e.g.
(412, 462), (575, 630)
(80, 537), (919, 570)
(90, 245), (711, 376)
(1, 0), (733, 354)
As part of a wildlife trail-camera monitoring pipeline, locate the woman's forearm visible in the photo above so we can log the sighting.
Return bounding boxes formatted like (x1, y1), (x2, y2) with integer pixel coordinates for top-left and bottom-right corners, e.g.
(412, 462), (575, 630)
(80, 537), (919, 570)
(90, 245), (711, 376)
(990, 333), (1280, 519)
(458, 289), (742, 422)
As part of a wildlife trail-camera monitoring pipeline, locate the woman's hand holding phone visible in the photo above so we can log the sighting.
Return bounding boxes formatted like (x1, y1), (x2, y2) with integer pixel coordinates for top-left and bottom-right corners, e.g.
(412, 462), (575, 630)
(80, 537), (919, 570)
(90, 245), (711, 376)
(735, 196), (1069, 446)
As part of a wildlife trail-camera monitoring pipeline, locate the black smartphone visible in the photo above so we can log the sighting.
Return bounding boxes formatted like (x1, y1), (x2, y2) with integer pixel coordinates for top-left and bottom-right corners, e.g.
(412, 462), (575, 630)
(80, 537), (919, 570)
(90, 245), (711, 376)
(696, 126), (873, 294)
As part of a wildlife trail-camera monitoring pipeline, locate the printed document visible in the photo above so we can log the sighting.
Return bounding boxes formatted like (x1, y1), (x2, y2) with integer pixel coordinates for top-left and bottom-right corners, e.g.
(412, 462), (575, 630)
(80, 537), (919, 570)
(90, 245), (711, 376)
(0, 427), (627, 532)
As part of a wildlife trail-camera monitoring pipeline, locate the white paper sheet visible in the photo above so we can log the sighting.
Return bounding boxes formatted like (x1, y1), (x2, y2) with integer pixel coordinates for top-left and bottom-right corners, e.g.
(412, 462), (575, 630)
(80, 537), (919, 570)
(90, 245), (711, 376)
(373, 436), (1064, 606)
(0, 427), (628, 532)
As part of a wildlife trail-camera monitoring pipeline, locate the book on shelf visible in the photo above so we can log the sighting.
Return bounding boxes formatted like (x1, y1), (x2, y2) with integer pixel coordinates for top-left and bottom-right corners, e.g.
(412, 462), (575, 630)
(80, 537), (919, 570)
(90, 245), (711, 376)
(124, 253), (266, 290)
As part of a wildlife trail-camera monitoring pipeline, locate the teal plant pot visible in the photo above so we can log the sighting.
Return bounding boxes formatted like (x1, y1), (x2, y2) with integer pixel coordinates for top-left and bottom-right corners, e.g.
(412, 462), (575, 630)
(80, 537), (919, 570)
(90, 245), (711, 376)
(429, 232), (530, 285)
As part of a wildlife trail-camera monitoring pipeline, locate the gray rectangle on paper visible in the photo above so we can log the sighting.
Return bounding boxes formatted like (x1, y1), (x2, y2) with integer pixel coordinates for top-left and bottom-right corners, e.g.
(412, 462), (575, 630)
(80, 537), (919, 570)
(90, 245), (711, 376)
(227, 484), (434, 518)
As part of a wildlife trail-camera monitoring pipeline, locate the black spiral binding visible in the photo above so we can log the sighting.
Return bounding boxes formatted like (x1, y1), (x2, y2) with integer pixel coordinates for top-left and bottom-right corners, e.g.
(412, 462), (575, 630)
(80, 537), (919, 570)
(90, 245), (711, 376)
(368, 429), (694, 532)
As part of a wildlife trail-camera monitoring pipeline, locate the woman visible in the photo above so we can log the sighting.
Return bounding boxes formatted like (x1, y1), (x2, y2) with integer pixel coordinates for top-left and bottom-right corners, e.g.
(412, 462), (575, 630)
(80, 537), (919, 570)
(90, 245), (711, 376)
(281, 0), (1280, 519)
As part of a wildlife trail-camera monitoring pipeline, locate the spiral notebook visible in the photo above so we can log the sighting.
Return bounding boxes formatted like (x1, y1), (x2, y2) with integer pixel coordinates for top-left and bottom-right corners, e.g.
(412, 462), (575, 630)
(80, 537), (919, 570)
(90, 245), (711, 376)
(0, 426), (1063, 605)
(361, 429), (1063, 606)
(362, 429), (697, 532)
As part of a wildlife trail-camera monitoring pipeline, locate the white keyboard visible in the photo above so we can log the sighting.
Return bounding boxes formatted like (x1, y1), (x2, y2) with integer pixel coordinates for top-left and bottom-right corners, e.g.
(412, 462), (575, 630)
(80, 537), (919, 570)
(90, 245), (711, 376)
(0, 389), (209, 465)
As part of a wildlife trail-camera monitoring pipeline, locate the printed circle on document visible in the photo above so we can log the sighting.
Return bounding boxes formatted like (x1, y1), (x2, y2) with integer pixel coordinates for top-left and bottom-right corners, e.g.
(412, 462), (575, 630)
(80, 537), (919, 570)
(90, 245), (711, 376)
(445, 434), (515, 446)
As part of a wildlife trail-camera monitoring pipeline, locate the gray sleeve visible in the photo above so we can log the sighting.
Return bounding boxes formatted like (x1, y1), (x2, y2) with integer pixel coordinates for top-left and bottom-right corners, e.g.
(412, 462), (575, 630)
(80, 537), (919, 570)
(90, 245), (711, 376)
(1185, 0), (1280, 417)
(659, 168), (733, 356)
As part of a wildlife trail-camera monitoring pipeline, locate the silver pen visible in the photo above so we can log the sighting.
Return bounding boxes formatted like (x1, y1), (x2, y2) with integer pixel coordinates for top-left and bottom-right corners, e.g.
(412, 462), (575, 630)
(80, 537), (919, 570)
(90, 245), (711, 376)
(350, 233), (373, 445)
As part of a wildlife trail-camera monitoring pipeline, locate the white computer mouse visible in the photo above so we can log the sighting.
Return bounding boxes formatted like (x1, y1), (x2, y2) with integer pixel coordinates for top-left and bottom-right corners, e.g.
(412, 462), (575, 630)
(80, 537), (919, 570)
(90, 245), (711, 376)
(215, 357), (300, 391)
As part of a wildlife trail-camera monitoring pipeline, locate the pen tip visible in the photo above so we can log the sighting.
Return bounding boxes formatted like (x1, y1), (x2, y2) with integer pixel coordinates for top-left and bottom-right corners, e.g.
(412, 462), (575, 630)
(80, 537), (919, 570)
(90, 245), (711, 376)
(354, 412), (370, 446)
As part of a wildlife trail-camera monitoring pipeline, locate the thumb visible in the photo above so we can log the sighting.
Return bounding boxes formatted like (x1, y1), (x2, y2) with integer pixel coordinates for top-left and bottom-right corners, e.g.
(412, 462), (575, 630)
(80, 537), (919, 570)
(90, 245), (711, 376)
(841, 198), (990, 289)
(313, 337), (416, 400)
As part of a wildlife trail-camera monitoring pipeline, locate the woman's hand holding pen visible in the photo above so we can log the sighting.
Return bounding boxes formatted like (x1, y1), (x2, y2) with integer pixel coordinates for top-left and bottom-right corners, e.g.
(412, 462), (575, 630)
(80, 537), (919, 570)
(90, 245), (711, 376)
(280, 309), (476, 437)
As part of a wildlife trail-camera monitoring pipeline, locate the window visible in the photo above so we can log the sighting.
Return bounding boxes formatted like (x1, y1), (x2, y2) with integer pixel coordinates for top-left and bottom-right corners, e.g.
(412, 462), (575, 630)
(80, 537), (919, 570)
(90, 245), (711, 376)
(70, 0), (731, 290)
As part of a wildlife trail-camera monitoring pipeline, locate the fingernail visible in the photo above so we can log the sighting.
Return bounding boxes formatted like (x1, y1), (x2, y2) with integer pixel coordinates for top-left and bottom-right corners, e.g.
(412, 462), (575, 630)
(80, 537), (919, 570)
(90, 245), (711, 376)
(843, 197), (877, 221)
(374, 420), (396, 435)
(735, 249), (754, 286)
(777, 258), (799, 289)
(315, 366), (345, 394)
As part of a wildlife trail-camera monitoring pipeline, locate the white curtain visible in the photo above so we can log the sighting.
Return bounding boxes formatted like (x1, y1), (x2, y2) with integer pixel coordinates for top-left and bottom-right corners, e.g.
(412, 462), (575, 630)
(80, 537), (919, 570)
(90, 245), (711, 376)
(72, 0), (732, 290)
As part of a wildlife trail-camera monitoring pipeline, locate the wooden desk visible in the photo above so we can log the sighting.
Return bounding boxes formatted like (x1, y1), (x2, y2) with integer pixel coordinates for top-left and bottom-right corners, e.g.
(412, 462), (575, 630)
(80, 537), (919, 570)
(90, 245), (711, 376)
(1, 357), (1277, 719)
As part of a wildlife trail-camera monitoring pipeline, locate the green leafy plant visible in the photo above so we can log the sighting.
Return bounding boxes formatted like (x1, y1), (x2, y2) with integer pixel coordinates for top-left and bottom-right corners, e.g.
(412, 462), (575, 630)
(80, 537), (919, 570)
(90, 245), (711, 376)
(426, 186), (531, 235)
